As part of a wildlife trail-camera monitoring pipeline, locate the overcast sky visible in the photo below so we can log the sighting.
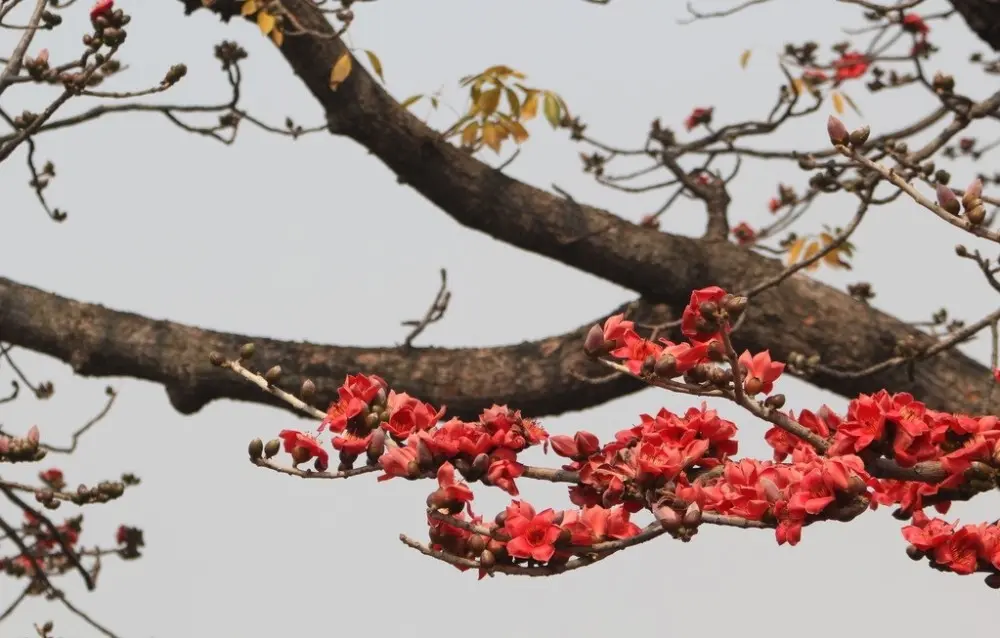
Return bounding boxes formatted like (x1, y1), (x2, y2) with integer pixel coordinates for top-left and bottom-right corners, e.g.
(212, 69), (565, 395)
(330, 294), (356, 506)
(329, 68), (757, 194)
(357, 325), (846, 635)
(2, 0), (999, 635)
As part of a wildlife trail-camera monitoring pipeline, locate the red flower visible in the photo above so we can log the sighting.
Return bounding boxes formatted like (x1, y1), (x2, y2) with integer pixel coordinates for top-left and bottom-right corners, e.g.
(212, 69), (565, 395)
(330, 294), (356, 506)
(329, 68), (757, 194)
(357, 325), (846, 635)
(684, 107), (713, 131)
(115, 524), (129, 545)
(503, 502), (562, 563)
(39, 468), (64, 488)
(830, 394), (886, 454)
(901, 13), (929, 35)
(934, 525), (983, 575)
(436, 462), (474, 504)
(90, 0), (113, 19)
(278, 429), (329, 470)
(377, 439), (419, 481)
(833, 52), (869, 81)
(321, 374), (387, 432)
(731, 221), (756, 245)
(993, 368), (1000, 383)
(738, 350), (785, 395)
(383, 391), (445, 440)
(487, 448), (524, 496)
(549, 430), (600, 460)
(680, 286), (728, 342)
(768, 197), (781, 213)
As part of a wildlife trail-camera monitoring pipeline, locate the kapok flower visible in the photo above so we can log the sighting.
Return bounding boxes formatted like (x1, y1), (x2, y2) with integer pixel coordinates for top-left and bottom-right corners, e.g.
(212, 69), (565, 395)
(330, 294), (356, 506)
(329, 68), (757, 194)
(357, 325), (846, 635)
(278, 429), (329, 470)
(377, 440), (419, 481)
(768, 197), (781, 213)
(738, 350), (784, 395)
(684, 107), (713, 131)
(833, 52), (869, 81)
(503, 502), (562, 563)
(90, 0), (113, 19)
(436, 462), (474, 505)
(731, 222), (756, 245)
(901, 13), (929, 35)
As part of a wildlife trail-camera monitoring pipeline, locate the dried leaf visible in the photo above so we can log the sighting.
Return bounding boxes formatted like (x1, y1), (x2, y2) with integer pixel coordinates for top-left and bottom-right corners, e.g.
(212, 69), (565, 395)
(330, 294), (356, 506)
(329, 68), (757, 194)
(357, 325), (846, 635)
(803, 242), (820, 271)
(739, 49), (752, 69)
(257, 11), (275, 35)
(461, 122), (479, 147)
(543, 92), (560, 128)
(831, 91), (845, 115)
(399, 94), (422, 108)
(477, 88), (501, 116)
(786, 237), (807, 265)
(505, 88), (520, 119)
(240, 0), (257, 16)
(329, 53), (353, 90)
(482, 122), (501, 152)
(270, 27), (284, 47)
(430, 96), (439, 109)
(791, 78), (804, 96)
(521, 92), (538, 120)
(364, 50), (385, 83)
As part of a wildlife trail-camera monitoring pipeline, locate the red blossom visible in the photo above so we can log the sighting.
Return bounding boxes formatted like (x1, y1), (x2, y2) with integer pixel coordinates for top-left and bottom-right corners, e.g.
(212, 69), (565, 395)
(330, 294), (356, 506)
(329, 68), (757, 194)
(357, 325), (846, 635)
(684, 107), (713, 131)
(768, 197), (781, 213)
(737, 350), (784, 395)
(436, 462), (474, 504)
(833, 52), (869, 81)
(90, 0), (113, 19)
(901, 13), (929, 35)
(731, 221), (756, 245)
(503, 502), (562, 562)
(278, 429), (329, 470)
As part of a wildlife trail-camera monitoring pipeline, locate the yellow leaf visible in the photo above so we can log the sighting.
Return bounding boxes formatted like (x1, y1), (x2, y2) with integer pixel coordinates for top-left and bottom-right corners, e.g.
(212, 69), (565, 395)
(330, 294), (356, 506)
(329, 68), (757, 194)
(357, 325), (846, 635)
(739, 49), (752, 69)
(399, 94), (422, 108)
(461, 122), (479, 147)
(482, 123), (501, 152)
(786, 237), (807, 265)
(270, 27), (284, 47)
(802, 242), (820, 271)
(364, 50), (385, 83)
(509, 120), (529, 143)
(791, 78), (804, 95)
(240, 0), (257, 16)
(543, 92), (560, 128)
(477, 88), (501, 117)
(505, 88), (520, 119)
(831, 91), (845, 115)
(329, 53), (352, 90)
(257, 11), (275, 35)
(840, 91), (863, 116)
(521, 92), (538, 120)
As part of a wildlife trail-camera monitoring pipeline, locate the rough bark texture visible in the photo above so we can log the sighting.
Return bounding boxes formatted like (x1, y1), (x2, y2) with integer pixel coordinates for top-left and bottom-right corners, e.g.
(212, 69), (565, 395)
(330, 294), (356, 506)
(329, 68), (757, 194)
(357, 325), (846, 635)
(0, 0), (994, 421)
(949, 0), (1000, 51)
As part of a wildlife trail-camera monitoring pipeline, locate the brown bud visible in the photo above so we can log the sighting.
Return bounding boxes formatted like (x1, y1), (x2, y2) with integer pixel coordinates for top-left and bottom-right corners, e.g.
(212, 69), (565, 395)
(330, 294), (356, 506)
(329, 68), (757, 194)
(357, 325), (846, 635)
(936, 184), (961, 215)
(699, 301), (719, 320)
(366, 428), (386, 463)
(263, 439), (280, 458)
(162, 63), (187, 85)
(479, 549), (496, 569)
(300, 379), (316, 401)
(967, 204), (987, 226)
(905, 544), (923, 561)
(469, 453), (490, 480)
(723, 295), (749, 317)
(406, 460), (421, 479)
(248, 438), (264, 461)
(495, 510), (509, 527)
(962, 178), (984, 210)
(955, 244), (969, 257)
(416, 439), (434, 469)
(760, 477), (781, 503)
(264, 365), (282, 384)
(583, 324), (608, 357)
(42, 621), (54, 633)
(985, 573), (1000, 589)
(683, 503), (702, 527)
(848, 125), (870, 147)
(209, 351), (225, 366)
(655, 506), (681, 531)
(827, 115), (849, 146)
(239, 342), (255, 360)
(935, 169), (951, 185)
(557, 527), (572, 546)
(763, 394), (786, 409)
(468, 534), (488, 554)
(653, 353), (678, 378)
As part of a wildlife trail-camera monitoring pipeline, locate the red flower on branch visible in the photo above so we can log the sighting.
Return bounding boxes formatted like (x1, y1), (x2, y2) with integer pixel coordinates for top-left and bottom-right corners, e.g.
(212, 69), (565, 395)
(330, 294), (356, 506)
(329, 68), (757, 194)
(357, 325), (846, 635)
(503, 502), (562, 563)
(278, 429), (329, 470)
(684, 107), (713, 131)
(833, 52), (869, 81)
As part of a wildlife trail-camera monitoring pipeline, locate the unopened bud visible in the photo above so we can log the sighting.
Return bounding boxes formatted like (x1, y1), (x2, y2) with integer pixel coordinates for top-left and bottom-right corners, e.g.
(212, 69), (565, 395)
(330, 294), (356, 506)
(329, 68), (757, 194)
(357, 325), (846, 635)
(416, 439), (434, 468)
(468, 534), (488, 554)
(827, 115), (849, 146)
(655, 506), (681, 531)
(962, 178), (984, 210)
(162, 63), (187, 85)
(955, 244), (969, 257)
(985, 573), (1000, 589)
(936, 184), (960, 215)
(743, 376), (764, 396)
(479, 549), (496, 569)
(264, 365), (282, 384)
(967, 204), (987, 225)
(905, 544), (923, 561)
(469, 453), (490, 481)
(300, 379), (316, 401)
(290, 446), (312, 465)
(406, 460), (421, 479)
(653, 353), (678, 378)
(248, 438), (264, 460)
(583, 324), (608, 357)
(723, 295), (749, 317)
(239, 342), (255, 360)
(366, 428), (386, 463)
(699, 301), (719, 320)
(848, 125), (870, 147)
(763, 393), (786, 409)
(264, 439), (280, 458)
(683, 503), (702, 527)
(209, 351), (225, 366)
(760, 477), (781, 503)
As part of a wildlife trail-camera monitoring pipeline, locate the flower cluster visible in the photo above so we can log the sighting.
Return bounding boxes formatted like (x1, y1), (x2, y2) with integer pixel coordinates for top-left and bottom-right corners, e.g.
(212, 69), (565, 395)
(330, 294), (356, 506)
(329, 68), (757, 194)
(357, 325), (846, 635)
(903, 510), (1000, 579)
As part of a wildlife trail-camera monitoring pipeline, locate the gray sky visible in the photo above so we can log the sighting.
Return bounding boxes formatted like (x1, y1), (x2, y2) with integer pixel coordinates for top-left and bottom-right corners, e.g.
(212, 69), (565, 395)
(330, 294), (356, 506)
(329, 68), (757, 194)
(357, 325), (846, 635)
(2, 0), (1000, 635)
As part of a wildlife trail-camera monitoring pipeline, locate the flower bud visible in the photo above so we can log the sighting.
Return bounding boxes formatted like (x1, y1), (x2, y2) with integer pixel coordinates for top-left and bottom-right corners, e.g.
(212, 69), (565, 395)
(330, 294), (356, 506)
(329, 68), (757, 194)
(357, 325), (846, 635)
(760, 477), (781, 503)
(264, 439), (280, 458)
(936, 184), (960, 215)
(366, 428), (386, 463)
(967, 204), (987, 225)
(300, 379), (316, 401)
(479, 549), (496, 569)
(683, 503), (702, 527)
(248, 438), (264, 461)
(653, 353), (678, 378)
(655, 506), (681, 531)
(470, 452), (491, 480)
(955, 244), (968, 257)
(849, 125), (870, 147)
(763, 394), (786, 409)
(743, 376), (764, 396)
(239, 342), (255, 360)
(416, 439), (434, 469)
(699, 301), (719, 320)
(406, 460), (421, 479)
(264, 365), (282, 384)
(905, 544), (923, 561)
(827, 115), (849, 146)
(291, 446), (312, 466)
(723, 295), (749, 317)
(209, 351), (225, 366)
(583, 324), (608, 357)
(985, 573), (1000, 589)
(962, 178), (983, 210)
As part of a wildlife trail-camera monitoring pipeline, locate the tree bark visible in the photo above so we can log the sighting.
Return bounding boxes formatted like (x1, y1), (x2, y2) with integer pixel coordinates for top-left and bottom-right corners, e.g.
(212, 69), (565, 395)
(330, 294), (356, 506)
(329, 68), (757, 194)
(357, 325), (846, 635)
(1, 0), (990, 420)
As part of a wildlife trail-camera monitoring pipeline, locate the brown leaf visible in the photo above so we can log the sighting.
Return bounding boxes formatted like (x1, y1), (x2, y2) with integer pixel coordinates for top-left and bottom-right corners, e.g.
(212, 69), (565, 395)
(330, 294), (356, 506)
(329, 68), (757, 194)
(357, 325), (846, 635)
(739, 49), (752, 69)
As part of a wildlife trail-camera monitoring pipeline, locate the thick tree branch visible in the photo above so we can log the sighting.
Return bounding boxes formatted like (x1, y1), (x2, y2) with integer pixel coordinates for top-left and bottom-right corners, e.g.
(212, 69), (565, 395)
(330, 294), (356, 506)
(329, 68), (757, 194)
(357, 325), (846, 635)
(948, 0), (1000, 51)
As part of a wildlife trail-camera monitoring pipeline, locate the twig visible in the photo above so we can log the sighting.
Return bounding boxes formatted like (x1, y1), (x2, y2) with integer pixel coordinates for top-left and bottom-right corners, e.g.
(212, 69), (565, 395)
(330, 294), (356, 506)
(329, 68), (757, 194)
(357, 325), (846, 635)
(401, 269), (451, 348)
